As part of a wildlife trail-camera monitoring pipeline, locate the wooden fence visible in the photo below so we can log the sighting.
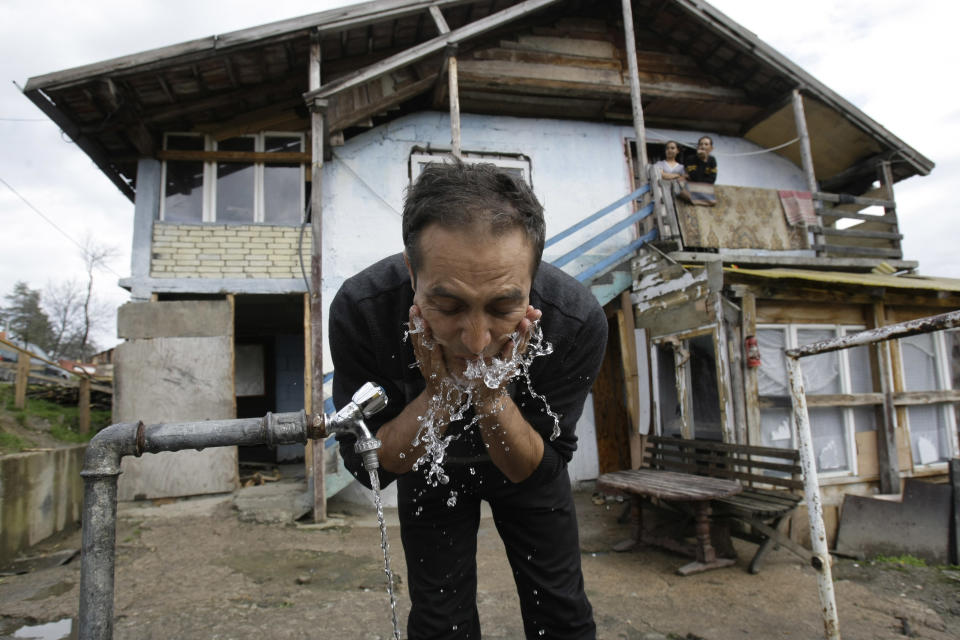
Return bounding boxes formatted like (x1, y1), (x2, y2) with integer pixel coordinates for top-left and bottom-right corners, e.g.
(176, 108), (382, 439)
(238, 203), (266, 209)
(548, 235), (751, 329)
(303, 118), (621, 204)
(0, 337), (112, 433)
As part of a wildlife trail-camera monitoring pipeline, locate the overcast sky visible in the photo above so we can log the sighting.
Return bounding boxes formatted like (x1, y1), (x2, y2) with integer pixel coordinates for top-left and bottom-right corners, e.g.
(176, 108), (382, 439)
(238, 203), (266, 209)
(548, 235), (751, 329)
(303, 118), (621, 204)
(1, 0), (956, 351)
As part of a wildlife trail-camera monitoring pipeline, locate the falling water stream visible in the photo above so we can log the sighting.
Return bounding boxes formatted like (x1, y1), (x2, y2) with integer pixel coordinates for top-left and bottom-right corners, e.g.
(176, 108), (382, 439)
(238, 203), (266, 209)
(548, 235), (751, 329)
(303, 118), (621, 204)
(369, 469), (402, 640)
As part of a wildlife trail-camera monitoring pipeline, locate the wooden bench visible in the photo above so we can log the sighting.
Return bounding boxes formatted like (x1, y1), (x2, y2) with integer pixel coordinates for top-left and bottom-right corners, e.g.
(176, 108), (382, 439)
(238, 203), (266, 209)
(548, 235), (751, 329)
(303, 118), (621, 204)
(644, 435), (812, 574)
(597, 468), (743, 575)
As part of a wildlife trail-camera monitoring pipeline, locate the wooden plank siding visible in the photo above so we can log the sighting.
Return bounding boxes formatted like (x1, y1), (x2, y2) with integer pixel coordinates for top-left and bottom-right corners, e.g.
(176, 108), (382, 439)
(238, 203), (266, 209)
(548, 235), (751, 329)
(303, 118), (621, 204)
(592, 309), (633, 475)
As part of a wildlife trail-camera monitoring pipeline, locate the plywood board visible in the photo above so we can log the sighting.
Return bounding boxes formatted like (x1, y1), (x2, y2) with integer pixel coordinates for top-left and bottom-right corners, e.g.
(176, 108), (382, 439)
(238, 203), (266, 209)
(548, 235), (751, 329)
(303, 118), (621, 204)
(744, 96), (884, 182)
(855, 430), (879, 479)
(836, 480), (952, 563)
(756, 301), (864, 326)
(676, 186), (808, 250)
(115, 335), (238, 500)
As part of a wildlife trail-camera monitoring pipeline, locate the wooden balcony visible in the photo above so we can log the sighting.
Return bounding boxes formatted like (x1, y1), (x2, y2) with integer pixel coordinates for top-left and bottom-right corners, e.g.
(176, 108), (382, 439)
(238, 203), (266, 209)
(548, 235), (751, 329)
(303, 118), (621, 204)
(646, 169), (912, 271)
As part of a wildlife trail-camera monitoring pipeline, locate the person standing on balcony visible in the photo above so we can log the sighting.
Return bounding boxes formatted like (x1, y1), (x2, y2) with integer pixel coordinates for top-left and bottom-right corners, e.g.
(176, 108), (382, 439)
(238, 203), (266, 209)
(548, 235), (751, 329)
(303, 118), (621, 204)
(684, 135), (718, 184)
(330, 160), (606, 639)
(654, 140), (685, 181)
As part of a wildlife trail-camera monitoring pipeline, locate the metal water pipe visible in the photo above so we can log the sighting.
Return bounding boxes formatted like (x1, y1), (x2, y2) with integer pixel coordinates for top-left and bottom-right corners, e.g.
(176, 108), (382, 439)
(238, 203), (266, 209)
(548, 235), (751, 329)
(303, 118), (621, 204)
(78, 382), (386, 640)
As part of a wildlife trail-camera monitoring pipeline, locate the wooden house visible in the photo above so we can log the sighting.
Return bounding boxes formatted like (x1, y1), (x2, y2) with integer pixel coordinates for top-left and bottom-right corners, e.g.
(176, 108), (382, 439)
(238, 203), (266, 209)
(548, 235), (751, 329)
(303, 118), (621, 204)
(23, 0), (956, 537)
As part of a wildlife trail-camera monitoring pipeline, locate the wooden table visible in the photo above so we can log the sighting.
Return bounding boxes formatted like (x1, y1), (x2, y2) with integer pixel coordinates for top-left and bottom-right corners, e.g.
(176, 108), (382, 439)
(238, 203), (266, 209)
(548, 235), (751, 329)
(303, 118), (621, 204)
(597, 469), (743, 575)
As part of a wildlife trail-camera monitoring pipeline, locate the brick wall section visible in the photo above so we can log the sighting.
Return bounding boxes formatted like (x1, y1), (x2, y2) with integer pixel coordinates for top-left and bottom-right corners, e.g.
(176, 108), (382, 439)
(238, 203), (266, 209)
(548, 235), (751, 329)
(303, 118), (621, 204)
(151, 223), (311, 279)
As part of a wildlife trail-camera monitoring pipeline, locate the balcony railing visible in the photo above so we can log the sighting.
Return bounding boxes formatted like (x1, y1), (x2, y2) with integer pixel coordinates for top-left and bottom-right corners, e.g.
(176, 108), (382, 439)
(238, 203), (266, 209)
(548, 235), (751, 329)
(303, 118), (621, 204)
(545, 184), (657, 286)
(646, 165), (903, 261)
(810, 191), (902, 260)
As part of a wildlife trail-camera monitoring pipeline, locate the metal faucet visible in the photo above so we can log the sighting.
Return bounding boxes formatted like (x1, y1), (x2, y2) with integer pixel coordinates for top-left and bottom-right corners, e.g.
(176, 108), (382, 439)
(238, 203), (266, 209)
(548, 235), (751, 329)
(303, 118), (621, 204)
(315, 382), (388, 471)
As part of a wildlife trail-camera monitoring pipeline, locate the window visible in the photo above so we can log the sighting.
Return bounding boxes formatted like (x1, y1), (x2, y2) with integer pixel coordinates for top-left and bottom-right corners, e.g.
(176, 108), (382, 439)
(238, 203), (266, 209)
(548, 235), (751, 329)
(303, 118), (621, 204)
(898, 329), (959, 466)
(409, 150), (532, 185)
(161, 132), (306, 224)
(757, 325), (873, 475)
(163, 134), (205, 222)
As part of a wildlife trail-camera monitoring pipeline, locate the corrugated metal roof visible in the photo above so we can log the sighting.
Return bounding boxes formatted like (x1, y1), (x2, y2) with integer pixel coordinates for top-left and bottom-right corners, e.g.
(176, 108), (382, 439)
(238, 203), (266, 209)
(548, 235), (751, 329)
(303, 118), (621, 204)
(725, 267), (960, 293)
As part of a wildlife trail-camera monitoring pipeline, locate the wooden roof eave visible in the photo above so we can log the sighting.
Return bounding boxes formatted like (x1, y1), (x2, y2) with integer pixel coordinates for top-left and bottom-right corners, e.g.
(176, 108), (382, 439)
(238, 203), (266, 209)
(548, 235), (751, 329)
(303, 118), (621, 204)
(676, 0), (934, 179)
(22, 0), (488, 94)
(24, 87), (135, 201)
(303, 0), (562, 106)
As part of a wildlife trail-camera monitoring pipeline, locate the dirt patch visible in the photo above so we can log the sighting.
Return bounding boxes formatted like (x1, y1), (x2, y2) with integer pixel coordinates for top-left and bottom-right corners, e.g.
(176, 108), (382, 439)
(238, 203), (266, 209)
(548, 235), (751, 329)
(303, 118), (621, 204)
(0, 485), (958, 640)
(220, 549), (392, 593)
(832, 558), (960, 634)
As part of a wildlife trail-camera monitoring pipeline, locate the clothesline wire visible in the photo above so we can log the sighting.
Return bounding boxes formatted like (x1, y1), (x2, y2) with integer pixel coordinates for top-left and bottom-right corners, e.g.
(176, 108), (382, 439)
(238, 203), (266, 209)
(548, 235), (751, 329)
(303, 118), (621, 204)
(713, 137), (800, 157)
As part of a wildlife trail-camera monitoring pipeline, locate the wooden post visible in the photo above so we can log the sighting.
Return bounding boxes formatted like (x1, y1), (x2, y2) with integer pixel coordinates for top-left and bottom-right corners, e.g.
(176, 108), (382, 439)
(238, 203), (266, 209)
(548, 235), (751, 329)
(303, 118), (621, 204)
(791, 89), (817, 196)
(878, 160), (903, 259)
(302, 292), (314, 478)
(724, 300), (748, 445)
(870, 302), (901, 494)
(674, 342), (691, 438)
(618, 291), (640, 432)
(78, 377), (91, 434)
(309, 34), (328, 523)
(447, 46), (462, 158)
(618, 292), (647, 469)
(792, 89), (823, 252)
(621, 0), (648, 169)
(713, 294), (736, 444)
(950, 458), (960, 565)
(14, 351), (29, 409)
(428, 7), (461, 158)
(740, 290), (761, 446)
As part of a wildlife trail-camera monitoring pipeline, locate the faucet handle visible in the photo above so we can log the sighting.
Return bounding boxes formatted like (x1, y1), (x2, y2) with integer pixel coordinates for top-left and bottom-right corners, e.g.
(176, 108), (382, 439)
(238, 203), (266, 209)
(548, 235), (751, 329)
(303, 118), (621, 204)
(352, 382), (388, 418)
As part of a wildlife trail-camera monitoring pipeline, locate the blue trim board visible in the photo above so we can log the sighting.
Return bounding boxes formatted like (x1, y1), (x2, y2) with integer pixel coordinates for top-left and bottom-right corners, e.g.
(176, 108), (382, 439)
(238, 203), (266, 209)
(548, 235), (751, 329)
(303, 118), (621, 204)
(575, 228), (659, 283)
(544, 185), (650, 249)
(551, 203), (654, 268)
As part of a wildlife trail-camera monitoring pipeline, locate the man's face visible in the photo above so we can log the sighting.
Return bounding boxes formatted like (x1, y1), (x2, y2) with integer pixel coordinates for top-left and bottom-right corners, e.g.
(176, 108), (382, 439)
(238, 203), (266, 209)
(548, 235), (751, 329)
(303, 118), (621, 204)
(697, 137), (713, 160)
(407, 224), (534, 376)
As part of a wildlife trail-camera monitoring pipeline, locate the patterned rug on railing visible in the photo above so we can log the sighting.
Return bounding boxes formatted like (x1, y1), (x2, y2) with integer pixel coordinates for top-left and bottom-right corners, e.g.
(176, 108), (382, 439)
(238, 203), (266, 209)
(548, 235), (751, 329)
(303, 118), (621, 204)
(676, 185), (809, 251)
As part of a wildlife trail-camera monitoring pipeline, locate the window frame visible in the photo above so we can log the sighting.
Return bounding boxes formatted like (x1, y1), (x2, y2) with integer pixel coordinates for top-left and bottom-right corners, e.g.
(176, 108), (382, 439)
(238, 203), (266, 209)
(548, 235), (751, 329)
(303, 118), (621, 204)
(756, 323), (869, 478)
(649, 324), (728, 441)
(896, 329), (959, 468)
(160, 131), (306, 225)
(409, 151), (533, 186)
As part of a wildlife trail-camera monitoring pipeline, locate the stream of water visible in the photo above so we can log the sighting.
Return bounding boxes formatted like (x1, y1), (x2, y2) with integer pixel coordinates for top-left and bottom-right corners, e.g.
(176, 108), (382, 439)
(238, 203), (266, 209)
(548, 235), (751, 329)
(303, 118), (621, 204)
(369, 469), (402, 640)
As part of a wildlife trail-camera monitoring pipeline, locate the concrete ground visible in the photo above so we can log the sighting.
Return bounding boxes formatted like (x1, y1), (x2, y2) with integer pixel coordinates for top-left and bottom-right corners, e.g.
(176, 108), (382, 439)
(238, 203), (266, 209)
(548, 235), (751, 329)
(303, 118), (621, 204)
(1, 471), (958, 640)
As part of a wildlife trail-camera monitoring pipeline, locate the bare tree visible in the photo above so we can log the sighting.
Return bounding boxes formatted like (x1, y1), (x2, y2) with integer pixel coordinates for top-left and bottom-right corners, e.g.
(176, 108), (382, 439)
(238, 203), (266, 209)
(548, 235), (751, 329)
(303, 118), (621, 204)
(78, 235), (119, 361)
(43, 279), (83, 360)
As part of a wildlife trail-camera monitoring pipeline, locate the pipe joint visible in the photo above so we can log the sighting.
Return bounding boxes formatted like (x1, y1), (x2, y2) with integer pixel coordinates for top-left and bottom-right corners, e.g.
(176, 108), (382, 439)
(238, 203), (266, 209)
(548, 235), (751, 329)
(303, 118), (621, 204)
(262, 410), (310, 447)
(81, 421), (141, 478)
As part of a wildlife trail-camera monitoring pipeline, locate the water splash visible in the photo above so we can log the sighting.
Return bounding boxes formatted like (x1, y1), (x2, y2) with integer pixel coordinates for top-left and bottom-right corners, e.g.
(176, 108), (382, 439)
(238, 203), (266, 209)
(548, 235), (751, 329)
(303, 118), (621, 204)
(369, 470), (402, 640)
(404, 318), (559, 489)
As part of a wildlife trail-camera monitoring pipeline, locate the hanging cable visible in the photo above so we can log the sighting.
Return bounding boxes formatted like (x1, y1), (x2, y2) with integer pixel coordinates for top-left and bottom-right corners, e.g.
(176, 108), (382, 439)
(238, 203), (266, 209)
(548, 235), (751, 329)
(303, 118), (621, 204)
(331, 150), (402, 217)
(0, 176), (122, 278)
(298, 199), (312, 294)
(712, 137), (800, 157)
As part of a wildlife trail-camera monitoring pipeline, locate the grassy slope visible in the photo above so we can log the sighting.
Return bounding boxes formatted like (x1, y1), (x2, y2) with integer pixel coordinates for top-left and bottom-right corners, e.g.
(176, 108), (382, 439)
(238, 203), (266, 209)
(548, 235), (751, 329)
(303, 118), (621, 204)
(0, 383), (111, 455)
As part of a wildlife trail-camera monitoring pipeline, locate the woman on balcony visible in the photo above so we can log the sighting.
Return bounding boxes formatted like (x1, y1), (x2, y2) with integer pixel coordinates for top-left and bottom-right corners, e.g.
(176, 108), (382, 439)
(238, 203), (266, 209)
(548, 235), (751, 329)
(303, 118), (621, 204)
(654, 140), (685, 181)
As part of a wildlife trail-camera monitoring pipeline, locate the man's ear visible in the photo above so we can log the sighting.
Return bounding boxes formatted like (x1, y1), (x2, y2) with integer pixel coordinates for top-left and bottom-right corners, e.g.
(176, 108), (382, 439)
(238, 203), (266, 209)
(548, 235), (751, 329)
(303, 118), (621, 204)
(403, 251), (416, 292)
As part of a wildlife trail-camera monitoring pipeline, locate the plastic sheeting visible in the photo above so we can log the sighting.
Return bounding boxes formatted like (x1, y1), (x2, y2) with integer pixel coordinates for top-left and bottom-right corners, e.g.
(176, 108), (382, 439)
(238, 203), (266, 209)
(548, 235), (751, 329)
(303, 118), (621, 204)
(758, 327), (851, 472)
(901, 332), (951, 465)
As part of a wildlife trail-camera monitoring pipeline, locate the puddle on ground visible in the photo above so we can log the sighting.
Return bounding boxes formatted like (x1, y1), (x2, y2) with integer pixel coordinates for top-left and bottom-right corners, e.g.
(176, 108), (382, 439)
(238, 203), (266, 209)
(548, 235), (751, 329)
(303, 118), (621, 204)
(9, 617), (75, 639)
(219, 549), (393, 592)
